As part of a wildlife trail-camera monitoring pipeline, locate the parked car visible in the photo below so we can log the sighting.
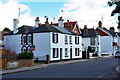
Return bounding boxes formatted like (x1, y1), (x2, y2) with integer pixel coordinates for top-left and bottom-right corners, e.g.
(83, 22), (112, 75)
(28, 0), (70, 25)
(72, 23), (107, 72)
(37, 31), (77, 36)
(115, 51), (120, 58)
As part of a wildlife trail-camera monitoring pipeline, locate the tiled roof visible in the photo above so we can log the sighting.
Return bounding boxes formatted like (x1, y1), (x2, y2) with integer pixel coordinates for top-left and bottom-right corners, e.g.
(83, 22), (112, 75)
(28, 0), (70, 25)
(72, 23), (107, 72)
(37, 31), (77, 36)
(81, 28), (97, 38)
(4, 24), (81, 36)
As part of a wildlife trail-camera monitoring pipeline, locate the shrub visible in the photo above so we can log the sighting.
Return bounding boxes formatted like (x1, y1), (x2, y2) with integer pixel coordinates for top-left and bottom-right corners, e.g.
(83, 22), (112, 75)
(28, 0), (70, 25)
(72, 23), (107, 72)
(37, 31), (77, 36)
(88, 46), (95, 53)
(18, 52), (34, 59)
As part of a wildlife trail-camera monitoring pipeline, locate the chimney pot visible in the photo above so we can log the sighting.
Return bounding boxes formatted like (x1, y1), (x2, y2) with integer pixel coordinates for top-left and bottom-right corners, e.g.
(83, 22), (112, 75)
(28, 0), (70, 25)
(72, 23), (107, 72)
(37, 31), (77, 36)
(36, 17), (39, 21)
(35, 17), (40, 27)
(67, 20), (69, 22)
(98, 21), (102, 28)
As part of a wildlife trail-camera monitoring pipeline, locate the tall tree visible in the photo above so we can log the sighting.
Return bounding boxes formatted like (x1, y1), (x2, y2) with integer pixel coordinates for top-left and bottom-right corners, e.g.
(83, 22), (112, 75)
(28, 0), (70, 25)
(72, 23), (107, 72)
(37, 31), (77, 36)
(3, 27), (11, 32)
(108, 0), (120, 30)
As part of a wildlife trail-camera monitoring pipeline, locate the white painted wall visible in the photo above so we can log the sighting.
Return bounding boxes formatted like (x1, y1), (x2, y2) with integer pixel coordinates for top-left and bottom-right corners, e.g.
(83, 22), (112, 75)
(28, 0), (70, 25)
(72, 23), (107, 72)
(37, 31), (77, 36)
(4, 34), (22, 54)
(4, 32), (82, 62)
(50, 32), (82, 61)
(33, 33), (51, 61)
(82, 37), (97, 52)
(100, 36), (113, 56)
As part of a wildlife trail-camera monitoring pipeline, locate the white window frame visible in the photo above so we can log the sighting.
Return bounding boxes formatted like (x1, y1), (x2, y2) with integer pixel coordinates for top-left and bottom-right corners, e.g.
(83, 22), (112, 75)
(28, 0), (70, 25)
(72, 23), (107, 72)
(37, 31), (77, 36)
(65, 35), (68, 44)
(27, 35), (32, 44)
(53, 48), (58, 58)
(65, 48), (68, 57)
(22, 35), (27, 44)
(69, 36), (72, 44)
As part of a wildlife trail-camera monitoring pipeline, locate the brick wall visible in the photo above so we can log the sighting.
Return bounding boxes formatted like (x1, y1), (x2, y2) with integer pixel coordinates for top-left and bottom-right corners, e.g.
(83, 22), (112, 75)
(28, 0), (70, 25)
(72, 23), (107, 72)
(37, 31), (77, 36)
(18, 59), (34, 67)
(0, 58), (7, 70)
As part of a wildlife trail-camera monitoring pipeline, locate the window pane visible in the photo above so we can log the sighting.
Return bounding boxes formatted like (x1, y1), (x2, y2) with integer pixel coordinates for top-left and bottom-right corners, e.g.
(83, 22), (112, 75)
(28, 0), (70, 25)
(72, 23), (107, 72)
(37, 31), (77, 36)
(28, 36), (31, 44)
(54, 34), (57, 43)
(90, 38), (95, 45)
(69, 36), (72, 44)
(65, 35), (68, 44)
(53, 48), (58, 58)
(65, 48), (68, 57)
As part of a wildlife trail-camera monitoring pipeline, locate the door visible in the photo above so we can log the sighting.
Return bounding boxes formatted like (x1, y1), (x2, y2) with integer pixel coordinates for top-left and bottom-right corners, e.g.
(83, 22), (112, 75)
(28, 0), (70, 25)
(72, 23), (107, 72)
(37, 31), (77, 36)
(70, 48), (72, 59)
(60, 48), (62, 61)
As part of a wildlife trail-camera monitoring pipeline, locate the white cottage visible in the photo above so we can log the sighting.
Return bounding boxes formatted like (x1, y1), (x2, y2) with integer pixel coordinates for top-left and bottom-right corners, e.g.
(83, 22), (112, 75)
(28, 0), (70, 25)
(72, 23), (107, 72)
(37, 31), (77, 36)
(80, 25), (101, 57)
(96, 21), (118, 56)
(4, 17), (82, 62)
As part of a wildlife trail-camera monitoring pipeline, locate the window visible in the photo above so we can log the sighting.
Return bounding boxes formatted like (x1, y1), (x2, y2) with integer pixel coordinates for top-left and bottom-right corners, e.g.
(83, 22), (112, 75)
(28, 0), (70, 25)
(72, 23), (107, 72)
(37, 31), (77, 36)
(69, 36), (72, 44)
(27, 47), (31, 52)
(28, 36), (32, 44)
(22, 36), (27, 44)
(65, 35), (68, 44)
(22, 47), (27, 52)
(75, 48), (79, 56)
(53, 48), (58, 58)
(90, 37), (95, 45)
(65, 48), (68, 57)
(75, 36), (79, 44)
(53, 33), (58, 43)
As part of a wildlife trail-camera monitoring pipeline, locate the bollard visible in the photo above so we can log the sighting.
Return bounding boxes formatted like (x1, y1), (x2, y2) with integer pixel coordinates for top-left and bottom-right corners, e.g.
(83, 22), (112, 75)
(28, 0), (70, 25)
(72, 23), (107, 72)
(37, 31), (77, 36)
(46, 55), (50, 64)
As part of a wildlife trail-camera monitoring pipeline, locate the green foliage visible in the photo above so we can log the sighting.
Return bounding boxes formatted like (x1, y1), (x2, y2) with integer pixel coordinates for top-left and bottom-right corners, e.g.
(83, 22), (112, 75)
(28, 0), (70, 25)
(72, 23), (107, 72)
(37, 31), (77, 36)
(18, 52), (34, 59)
(108, 1), (120, 30)
(3, 27), (11, 32)
(88, 46), (95, 53)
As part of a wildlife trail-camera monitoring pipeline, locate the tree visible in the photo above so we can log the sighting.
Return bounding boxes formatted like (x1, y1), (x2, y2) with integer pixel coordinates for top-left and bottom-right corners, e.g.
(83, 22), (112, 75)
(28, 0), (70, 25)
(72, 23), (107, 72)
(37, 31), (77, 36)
(108, 0), (120, 30)
(3, 27), (11, 32)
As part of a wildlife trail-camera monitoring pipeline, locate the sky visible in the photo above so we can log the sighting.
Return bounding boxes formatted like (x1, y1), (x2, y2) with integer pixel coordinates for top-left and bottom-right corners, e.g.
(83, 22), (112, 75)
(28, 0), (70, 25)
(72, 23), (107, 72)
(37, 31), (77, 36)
(0, 0), (119, 31)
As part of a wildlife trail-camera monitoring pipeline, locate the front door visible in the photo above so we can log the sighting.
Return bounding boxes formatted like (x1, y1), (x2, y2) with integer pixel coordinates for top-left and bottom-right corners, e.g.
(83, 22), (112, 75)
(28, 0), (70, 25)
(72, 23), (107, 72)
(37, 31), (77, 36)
(70, 48), (72, 59)
(60, 48), (62, 61)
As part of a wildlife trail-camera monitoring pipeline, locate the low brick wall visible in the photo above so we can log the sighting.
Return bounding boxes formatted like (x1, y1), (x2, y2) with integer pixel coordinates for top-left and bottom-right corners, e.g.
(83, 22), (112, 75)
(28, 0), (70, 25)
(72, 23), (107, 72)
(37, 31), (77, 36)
(18, 59), (34, 67)
(1, 59), (34, 70)
(0, 58), (7, 70)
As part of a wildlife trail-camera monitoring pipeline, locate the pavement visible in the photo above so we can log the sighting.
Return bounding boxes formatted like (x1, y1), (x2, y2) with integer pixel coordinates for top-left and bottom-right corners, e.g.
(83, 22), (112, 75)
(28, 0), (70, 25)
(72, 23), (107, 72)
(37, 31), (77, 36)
(0, 56), (113, 75)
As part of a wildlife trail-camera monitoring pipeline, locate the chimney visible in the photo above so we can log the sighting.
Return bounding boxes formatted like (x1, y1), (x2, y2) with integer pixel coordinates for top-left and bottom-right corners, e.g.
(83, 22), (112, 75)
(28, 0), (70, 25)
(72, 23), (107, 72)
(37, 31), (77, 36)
(45, 18), (49, 24)
(98, 21), (102, 28)
(58, 16), (64, 27)
(35, 17), (40, 27)
(84, 25), (88, 36)
(51, 22), (53, 24)
(109, 27), (115, 34)
(67, 20), (69, 23)
(13, 19), (18, 34)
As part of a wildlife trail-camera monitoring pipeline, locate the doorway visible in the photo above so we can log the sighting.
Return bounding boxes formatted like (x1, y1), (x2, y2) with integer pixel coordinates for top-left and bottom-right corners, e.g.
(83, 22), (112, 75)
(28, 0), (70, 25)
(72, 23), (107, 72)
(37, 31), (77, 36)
(70, 48), (72, 60)
(60, 48), (62, 61)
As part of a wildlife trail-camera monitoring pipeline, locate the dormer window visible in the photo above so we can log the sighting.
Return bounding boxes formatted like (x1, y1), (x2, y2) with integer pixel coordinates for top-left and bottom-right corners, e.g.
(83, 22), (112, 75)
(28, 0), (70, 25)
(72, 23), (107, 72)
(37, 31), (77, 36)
(52, 33), (58, 43)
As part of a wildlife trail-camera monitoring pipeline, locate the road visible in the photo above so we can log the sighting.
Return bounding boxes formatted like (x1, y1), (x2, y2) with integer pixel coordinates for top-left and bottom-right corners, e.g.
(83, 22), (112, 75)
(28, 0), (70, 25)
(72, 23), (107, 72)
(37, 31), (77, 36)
(2, 57), (120, 79)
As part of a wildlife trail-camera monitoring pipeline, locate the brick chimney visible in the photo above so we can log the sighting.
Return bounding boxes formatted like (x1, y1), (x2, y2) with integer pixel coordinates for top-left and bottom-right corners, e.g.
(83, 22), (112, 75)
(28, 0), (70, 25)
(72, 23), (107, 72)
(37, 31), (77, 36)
(67, 20), (69, 23)
(84, 25), (88, 36)
(109, 27), (115, 34)
(98, 21), (102, 28)
(45, 18), (49, 24)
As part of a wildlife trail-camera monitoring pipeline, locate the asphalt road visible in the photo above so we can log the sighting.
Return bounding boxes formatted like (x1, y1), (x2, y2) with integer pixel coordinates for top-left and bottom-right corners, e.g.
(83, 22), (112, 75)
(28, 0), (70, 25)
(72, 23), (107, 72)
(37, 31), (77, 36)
(2, 57), (120, 79)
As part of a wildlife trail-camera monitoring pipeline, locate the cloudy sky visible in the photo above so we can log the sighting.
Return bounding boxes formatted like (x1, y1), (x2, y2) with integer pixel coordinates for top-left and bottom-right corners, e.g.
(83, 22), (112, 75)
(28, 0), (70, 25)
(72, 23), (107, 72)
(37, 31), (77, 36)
(0, 0), (118, 31)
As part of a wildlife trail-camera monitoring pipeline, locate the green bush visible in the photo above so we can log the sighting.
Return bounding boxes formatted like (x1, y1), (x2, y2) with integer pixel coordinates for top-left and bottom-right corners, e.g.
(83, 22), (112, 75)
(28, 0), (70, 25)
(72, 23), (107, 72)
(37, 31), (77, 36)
(18, 52), (34, 59)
